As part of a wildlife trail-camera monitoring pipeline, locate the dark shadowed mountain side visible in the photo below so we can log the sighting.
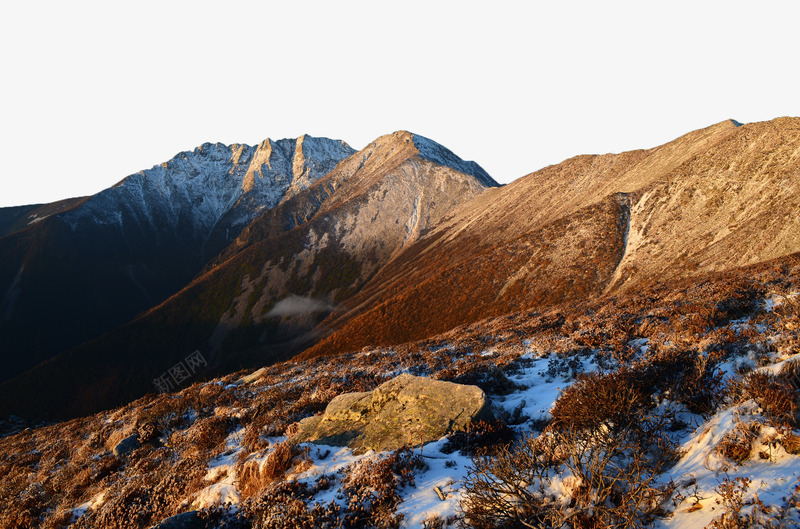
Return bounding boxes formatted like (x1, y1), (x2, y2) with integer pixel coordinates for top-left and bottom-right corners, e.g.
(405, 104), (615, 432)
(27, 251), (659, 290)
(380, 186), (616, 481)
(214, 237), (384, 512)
(0, 197), (88, 238)
(0, 132), (497, 419)
(0, 136), (355, 381)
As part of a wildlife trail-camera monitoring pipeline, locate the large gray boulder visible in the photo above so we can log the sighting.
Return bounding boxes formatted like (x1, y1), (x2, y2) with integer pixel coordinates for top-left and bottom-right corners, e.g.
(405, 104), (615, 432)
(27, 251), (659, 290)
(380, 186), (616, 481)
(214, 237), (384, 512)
(293, 373), (492, 452)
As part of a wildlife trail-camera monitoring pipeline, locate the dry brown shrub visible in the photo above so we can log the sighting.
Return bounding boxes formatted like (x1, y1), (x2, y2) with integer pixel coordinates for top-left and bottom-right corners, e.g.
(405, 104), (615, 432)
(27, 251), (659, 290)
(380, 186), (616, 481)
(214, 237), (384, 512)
(340, 449), (425, 529)
(0, 472), (42, 529)
(778, 358), (800, 388)
(284, 422), (299, 438)
(242, 421), (270, 453)
(779, 430), (800, 455)
(238, 460), (267, 499)
(716, 422), (759, 464)
(262, 441), (295, 481)
(39, 508), (75, 529)
(246, 481), (322, 529)
(185, 415), (229, 453)
(441, 419), (516, 456)
(80, 451), (205, 529)
(240, 448), (425, 528)
(647, 348), (725, 415)
(134, 394), (195, 448)
(238, 441), (306, 499)
(705, 475), (783, 529)
(464, 361), (678, 529)
(421, 514), (445, 529)
(738, 371), (799, 427)
(550, 368), (650, 431)
(94, 453), (122, 481)
(773, 293), (800, 322)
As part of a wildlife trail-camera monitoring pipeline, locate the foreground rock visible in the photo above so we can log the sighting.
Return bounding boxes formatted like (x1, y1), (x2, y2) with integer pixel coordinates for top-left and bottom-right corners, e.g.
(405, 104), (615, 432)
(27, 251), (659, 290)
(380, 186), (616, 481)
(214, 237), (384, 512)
(112, 433), (140, 458)
(293, 373), (491, 452)
(147, 511), (203, 529)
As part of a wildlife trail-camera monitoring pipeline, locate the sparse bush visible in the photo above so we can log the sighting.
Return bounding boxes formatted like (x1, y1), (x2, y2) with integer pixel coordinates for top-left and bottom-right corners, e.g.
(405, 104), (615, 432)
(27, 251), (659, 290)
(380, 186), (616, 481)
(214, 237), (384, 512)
(461, 435), (561, 529)
(708, 476), (752, 529)
(715, 422), (759, 464)
(731, 369), (800, 427)
(772, 293), (800, 321)
(544, 352), (585, 380)
(647, 348), (725, 415)
(186, 415), (230, 453)
(704, 475), (785, 529)
(550, 368), (651, 431)
(249, 481), (317, 529)
(550, 417), (677, 527)
(243, 449), (426, 529)
(441, 419), (516, 456)
(238, 441), (310, 499)
(422, 513), (445, 529)
(463, 366), (678, 529)
(135, 395), (195, 448)
(340, 449), (426, 529)
(445, 364), (522, 395)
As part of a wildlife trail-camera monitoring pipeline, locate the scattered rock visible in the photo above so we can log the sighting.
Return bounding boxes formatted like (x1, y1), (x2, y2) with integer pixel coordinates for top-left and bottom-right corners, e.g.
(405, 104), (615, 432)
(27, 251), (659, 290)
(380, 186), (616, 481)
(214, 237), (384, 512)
(147, 511), (204, 529)
(112, 433), (140, 458)
(293, 373), (491, 452)
(235, 367), (268, 385)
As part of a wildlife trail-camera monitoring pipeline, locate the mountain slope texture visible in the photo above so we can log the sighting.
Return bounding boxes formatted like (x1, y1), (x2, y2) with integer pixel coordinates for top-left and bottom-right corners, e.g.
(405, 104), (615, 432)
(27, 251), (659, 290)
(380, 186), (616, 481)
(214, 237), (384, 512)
(0, 136), (354, 380)
(1, 118), (800, 421)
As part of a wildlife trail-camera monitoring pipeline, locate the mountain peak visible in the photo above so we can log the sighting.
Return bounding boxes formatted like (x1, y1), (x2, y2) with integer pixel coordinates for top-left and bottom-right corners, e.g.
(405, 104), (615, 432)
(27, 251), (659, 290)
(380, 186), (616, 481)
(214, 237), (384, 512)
(369, 130), (498, 188)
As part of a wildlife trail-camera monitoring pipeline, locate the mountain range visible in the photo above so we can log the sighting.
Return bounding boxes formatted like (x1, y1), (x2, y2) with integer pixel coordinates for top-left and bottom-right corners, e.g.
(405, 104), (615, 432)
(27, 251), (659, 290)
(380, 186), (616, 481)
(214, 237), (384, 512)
(2, 117), (800, 420)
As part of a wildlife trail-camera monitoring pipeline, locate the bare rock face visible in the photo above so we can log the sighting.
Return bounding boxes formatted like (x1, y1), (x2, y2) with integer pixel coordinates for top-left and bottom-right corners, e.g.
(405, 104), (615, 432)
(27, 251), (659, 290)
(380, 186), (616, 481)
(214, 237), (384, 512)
(293, 373), (491, 452)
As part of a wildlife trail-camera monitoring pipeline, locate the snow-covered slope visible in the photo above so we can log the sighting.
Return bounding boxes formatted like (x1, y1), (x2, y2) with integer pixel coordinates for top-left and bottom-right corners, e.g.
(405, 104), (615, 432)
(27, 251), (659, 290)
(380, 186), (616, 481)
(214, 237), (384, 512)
(410, 133), (496, 188)
(69, 135), (355, 257)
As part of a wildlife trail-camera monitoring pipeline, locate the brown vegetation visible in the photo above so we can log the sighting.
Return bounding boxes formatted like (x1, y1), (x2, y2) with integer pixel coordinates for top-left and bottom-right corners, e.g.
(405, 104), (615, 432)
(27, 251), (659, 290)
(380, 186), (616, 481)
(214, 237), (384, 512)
(0, 247), (798, 527)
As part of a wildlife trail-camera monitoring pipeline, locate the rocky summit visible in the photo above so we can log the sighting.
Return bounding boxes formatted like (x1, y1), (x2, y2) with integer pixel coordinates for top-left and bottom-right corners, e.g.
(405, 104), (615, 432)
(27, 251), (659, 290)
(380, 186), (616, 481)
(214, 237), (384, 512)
(293, 373), (491, 452)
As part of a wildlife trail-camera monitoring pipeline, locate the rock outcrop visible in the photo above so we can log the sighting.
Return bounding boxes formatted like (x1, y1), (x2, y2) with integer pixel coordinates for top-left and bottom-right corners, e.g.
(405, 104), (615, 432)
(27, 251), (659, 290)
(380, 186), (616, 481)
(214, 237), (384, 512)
(112, 433), (140, 458)
(293, 373), (491, 452)
(147, 511), (203, 529)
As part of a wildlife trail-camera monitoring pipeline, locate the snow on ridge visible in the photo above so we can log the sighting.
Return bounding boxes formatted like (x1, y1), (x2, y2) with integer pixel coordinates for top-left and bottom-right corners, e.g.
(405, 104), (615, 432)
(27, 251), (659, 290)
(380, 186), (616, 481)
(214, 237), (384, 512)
(287, 134), (356, 197)
(409, 132), (498, 188)
(61, 136), (354, 238)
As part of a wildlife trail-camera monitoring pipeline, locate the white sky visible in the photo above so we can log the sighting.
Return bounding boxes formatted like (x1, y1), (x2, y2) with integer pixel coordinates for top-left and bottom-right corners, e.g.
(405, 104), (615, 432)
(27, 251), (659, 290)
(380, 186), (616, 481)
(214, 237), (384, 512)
(1, 1), (798, 207)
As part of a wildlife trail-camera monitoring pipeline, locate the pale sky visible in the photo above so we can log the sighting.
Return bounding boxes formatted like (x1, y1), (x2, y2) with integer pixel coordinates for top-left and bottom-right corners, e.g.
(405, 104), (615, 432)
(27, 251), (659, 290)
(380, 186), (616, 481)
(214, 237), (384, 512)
(1, 1), (798, 207)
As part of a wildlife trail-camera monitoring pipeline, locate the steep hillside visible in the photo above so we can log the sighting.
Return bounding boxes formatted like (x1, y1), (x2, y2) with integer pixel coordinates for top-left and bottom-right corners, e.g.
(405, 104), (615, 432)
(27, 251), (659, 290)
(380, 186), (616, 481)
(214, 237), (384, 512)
(0, 132), (496, 420)
(2, 251), (799, 529)
(0, 197), (88, 238)
(0, 136), (354, 380)
(302, 118), (800, 357)
(3, 118), (799, 421)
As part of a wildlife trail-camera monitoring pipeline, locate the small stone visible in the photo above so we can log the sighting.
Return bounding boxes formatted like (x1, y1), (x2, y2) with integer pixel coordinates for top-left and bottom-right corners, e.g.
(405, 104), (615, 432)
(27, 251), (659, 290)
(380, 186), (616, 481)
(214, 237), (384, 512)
(112, 434), (140, 458)
(147, 511), (204, 529)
